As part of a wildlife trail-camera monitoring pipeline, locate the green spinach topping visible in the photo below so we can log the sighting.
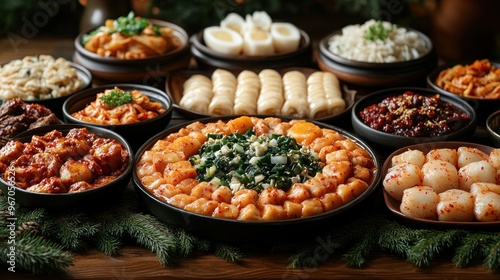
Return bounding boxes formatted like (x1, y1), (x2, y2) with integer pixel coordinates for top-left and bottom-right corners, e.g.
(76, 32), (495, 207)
(189, 129), (323, 193)
(99, 88), (134, 108)
(364, 21), (393, 41)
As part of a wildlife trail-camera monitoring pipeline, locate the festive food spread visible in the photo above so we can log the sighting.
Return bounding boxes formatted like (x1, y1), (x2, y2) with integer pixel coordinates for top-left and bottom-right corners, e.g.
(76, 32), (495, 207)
(81, 12), (182, 59)
(383, 147), (500, 222)
(434, 59), (500, 99)
(4, 7), (500, 275)
(0, 127), (130, 193)
(327, 19), (428, 63)
(71, 87), (166, 125)
(136, 116), (377, 220)
(179, 69), (345, 119)
(0, 55), (81, 100)
(358, 91), (472, 137)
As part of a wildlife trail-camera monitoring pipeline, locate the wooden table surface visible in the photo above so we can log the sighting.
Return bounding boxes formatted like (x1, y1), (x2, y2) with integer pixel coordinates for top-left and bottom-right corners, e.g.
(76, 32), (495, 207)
(0, 37), (499, 279)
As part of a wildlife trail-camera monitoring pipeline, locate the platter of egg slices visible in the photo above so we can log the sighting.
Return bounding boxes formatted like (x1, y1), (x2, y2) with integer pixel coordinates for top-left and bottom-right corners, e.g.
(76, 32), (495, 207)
(190, 11), (313, 70)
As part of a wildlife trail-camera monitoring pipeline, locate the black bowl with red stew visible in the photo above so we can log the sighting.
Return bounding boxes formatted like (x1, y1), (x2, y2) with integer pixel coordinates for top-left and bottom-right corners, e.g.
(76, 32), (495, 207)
(0, 124), (133, 209)
(351, 87), (477, 149)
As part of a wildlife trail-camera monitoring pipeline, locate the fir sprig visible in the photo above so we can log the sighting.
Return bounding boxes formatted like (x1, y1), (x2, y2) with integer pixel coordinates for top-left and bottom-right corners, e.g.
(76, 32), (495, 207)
(125, 212), (178, 266)
(0, 232), (73, 274)
(214, 243), (243, 263)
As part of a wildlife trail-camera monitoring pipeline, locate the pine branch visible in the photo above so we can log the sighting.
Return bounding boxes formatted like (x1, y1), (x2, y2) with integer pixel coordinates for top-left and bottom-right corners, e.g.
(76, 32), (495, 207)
(43, 212), (100, 251)
(407, 229), (466, 267)
(287, 245), (318, 269)
(214, 243), (243, 263)
(125, 213), (178, 266)
(453, 232), (491, 268)
(94, 232), (122, 256)
(377, 220), (423, 257)
(482, 234), (500, 270)
(343, 231), (378, 268)
(174, 228), (198, 256)
(0, 232), (73, 274)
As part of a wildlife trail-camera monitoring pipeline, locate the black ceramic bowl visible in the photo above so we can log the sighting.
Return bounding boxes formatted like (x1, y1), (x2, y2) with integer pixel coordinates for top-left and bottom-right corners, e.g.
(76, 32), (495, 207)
(62, 84), (173, 151)
(132, 116), (381, 243)
(486, 110), (500, 148)
(0, 124), (133, 209)
(190, 28), (313, 71)
(351, 87), (477, 149)
(317, 27), (437, 88)
(426, 60), (500, 125)
(0, 62), (92, 120)
(73, 19), (191, 84)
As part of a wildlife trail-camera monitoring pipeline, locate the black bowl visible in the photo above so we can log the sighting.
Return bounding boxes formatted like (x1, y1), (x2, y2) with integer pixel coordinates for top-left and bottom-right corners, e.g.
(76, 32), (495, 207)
(73, 19), (191, 84)
(0, 124), (133, 209)
(132, 116), (381, 243)
(0, 62), (92, 120)
(351, 87), (478, 149)
(62, 84), (173, 151)
(486, 110), (500, 148)
(426, 60), (500, 125)
(317, 27), (437, 88)
(190, 28), (313, 71)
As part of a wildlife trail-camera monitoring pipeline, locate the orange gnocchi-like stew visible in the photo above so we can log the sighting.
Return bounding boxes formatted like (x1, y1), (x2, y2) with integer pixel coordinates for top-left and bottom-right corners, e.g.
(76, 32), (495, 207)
(136, 116), (377, 221)
(0, 128), (130, 193)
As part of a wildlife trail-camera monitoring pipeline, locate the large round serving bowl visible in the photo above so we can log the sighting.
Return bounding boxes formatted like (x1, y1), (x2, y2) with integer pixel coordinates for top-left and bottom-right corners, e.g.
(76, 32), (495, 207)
(73, 19), (191, 84)
(190, 28), (313, 71)
(0, 124), (133, 209)
(486, 110), (500, 148)
(132, 116), (381, 243)
(381, 141), (500, 229)
(351, 87), (477, 149)
(0, 61), (92, 120)
(317, 26), (438, 88)
(62, 84), (173, 151)
(426, 59), (500, 125)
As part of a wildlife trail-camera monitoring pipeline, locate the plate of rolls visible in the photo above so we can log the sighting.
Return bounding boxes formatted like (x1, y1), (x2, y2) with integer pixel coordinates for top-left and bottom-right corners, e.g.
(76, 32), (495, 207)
(382, 141), (500, 229)
(165, 67), (355, 123)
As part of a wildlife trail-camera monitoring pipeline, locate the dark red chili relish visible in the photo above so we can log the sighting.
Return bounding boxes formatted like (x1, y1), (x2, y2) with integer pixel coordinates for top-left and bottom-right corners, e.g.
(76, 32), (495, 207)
(358, 91), (471, 137)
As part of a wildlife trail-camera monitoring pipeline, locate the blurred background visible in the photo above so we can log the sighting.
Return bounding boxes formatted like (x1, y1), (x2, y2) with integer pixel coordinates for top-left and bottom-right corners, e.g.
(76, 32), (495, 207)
(1, 0), (499, 61)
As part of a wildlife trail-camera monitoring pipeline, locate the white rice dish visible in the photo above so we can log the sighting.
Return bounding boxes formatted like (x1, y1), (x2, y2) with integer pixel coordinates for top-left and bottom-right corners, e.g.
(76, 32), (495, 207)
(327, 20), (428, 63)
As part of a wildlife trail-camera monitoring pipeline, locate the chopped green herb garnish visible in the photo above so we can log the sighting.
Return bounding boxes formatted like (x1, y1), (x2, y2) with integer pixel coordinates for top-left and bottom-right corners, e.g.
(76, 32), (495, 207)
(364, 21), (393, 41)
(189, 129), (323, 193)
(99, 87), (134, 107)
(82, 11), (161, 44)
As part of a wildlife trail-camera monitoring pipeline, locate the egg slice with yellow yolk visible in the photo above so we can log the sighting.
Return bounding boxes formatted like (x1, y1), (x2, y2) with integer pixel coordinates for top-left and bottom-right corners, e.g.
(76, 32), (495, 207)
(243, 28), (274, 56)
(203, 26), (243, 55)
(271, 22), (301, 53)
(220, 13), (246, 34)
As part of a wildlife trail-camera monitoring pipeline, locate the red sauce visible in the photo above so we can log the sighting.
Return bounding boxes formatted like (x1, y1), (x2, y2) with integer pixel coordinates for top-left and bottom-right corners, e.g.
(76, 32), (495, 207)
(359, 91), (471, 137)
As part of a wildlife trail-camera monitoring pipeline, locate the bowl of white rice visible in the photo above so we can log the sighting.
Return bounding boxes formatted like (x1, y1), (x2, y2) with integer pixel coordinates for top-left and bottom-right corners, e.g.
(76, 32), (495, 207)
(317, 20), (437, 88)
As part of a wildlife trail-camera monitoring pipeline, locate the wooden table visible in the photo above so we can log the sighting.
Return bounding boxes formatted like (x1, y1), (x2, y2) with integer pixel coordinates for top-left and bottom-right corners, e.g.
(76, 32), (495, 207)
(1, 37), (499, 279)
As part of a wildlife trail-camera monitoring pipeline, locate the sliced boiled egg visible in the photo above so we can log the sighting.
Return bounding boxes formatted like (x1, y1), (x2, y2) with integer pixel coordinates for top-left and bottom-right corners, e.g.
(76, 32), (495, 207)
(271, 22), (301, 53)
(245, 11), (272, 32)
(242, 28), (274, 56)
(220, 13), (246, 34)
(203, 26), (243, 55)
